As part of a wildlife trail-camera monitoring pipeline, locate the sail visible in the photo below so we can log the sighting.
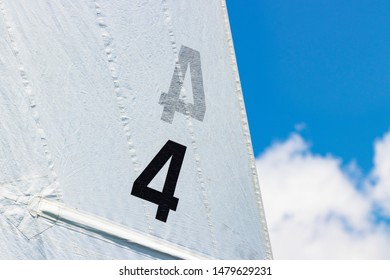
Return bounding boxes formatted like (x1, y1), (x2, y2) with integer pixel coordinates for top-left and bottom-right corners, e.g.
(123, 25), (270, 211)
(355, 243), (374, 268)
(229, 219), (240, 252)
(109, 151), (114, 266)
(0, 0), (272, 259)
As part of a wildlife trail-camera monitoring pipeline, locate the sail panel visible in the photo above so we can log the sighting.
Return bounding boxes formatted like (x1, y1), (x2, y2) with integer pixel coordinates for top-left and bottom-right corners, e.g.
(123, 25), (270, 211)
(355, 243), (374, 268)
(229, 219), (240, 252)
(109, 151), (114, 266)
(0, 0), (271, 259)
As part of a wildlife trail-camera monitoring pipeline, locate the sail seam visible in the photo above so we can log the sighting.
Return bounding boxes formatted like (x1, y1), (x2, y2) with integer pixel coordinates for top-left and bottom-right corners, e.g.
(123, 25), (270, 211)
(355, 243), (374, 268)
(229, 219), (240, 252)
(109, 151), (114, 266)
(93, 0), (153, 234)
(0, 0), (60, 197)
(161, 0), (218, 257)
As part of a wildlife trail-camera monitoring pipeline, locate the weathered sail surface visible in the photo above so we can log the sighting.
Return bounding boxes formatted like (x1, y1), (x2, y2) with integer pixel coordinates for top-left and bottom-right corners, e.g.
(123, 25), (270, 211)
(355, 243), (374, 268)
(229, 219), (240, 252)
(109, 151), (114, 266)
(0, 0), (272, 259)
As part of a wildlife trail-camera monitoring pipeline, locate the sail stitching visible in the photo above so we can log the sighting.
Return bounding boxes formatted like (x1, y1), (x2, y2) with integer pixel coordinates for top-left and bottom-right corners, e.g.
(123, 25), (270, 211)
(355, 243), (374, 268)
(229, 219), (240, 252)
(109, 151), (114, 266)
(161, 0), (218, 256)
(0, 0), (60, 197)
(93, 0), (153, 234)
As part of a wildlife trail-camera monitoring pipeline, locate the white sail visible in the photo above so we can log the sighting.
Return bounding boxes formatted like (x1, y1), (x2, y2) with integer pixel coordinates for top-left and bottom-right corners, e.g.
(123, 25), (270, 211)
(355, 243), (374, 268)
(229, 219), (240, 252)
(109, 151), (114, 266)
(0, 0), (272, 259)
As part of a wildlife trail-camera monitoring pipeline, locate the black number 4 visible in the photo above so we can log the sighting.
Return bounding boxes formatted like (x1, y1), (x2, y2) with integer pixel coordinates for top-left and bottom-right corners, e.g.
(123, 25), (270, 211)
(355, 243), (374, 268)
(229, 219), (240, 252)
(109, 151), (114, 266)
(131, 140), (187, 222)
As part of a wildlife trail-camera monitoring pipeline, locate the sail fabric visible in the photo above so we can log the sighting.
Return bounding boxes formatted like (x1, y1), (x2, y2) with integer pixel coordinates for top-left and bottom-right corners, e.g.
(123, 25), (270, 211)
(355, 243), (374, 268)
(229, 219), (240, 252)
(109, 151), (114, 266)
(0, 0), (271, 259)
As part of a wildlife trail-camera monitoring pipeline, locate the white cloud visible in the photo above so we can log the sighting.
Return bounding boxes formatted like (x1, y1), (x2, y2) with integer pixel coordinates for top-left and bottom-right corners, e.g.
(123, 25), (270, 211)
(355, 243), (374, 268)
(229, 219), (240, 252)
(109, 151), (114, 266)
(256, 131), (390, 259)
(369, 132), (390, 215)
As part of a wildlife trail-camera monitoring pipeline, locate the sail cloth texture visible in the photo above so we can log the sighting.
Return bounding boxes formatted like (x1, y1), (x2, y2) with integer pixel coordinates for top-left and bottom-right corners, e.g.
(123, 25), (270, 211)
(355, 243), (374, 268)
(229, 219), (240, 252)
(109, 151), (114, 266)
(0, 0), (272, 259)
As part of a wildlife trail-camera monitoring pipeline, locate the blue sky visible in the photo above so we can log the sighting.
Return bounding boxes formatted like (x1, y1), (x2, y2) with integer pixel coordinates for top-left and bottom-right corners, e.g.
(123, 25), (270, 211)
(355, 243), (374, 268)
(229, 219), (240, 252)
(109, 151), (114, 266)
(226, 0), (390, 172)
(226, 0), (390, 259)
